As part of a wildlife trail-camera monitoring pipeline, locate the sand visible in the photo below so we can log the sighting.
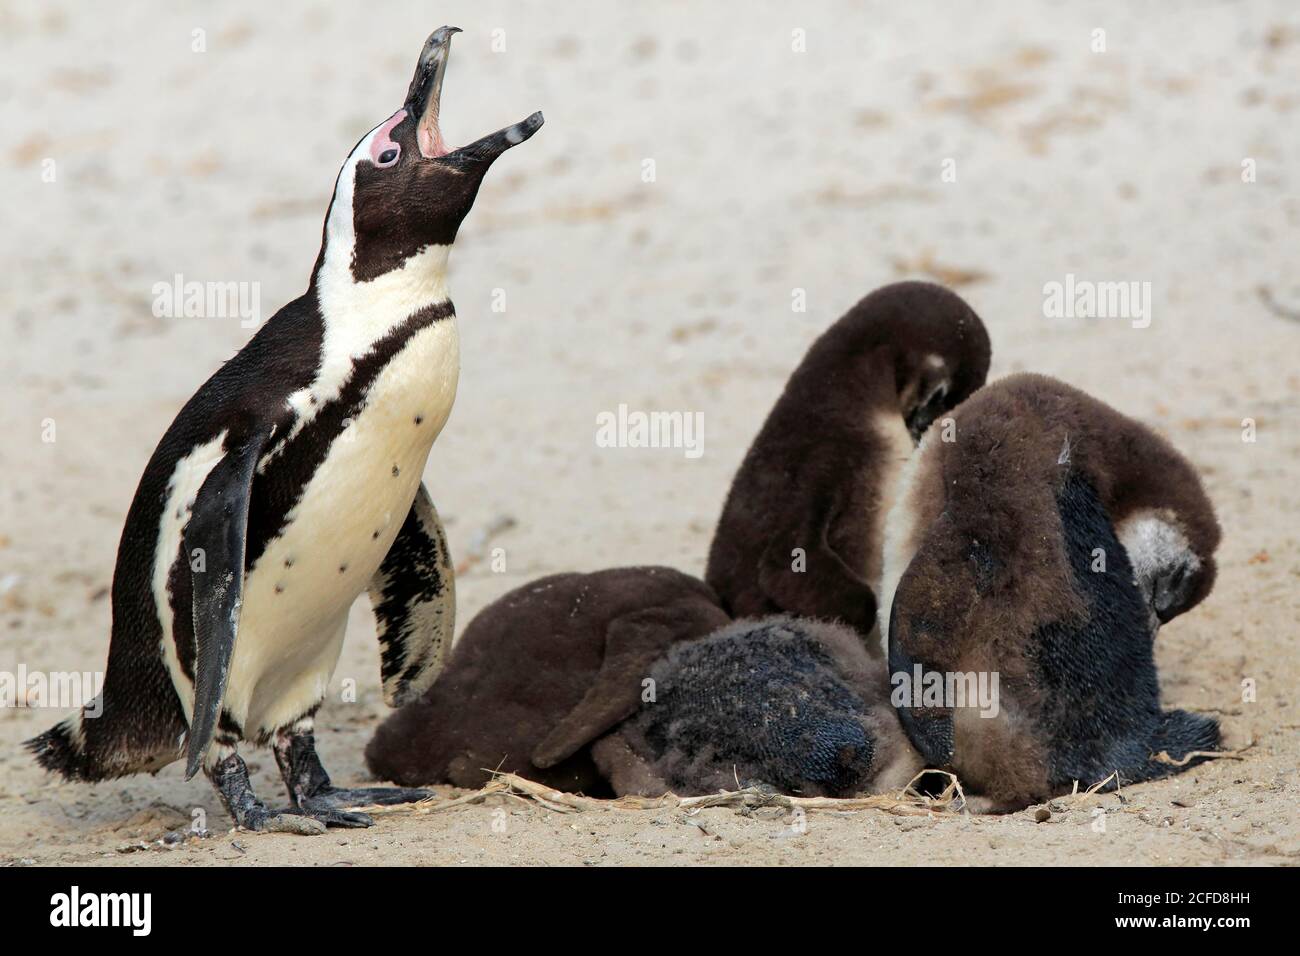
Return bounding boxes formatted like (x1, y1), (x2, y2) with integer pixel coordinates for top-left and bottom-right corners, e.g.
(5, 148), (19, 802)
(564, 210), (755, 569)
(1, 0), (1297, 866)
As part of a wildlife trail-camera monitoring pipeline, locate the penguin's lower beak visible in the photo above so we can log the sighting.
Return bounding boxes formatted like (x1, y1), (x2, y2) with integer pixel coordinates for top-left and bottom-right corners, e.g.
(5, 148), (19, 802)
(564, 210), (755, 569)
(444, 112), (545, 167)
(406, 26), (544, 165)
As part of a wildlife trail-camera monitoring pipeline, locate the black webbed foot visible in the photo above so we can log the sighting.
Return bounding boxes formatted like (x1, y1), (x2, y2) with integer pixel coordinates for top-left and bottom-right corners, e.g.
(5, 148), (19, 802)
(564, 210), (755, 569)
(206, 751), (327, 835)
(274, 727), (430, 826)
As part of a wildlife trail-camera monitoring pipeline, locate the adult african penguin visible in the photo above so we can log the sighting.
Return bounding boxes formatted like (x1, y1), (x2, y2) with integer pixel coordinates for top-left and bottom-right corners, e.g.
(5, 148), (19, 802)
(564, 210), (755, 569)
(878, 373), (1222, 811)
(27, 27), (544, 832)
(706, 281), (991, 641)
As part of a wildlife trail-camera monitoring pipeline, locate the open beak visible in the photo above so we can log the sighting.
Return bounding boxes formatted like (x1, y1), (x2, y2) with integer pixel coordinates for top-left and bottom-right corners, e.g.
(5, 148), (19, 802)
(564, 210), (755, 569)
(405, 26), (544, 165)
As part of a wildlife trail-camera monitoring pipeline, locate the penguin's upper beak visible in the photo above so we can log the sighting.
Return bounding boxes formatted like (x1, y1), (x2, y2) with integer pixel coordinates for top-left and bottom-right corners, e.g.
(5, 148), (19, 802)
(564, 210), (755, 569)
(405, 26), (544, 166)
(405, 26), (459, 159)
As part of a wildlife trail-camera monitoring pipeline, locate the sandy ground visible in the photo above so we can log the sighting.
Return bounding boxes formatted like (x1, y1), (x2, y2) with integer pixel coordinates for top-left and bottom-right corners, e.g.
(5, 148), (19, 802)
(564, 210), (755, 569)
(1, 0), (1298, 866)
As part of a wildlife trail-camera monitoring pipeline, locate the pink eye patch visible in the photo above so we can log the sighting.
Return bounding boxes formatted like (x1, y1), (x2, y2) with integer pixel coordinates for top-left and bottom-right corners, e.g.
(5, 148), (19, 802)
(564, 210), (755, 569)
(369, 110), (407, 166)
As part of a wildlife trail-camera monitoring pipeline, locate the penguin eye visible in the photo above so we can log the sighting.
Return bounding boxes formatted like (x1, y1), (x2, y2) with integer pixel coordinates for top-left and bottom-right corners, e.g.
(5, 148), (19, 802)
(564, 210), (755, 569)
(376, 147), (400, 167)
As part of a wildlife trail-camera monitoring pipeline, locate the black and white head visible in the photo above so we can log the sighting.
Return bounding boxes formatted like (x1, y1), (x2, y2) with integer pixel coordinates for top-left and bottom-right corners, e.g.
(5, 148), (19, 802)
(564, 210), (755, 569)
(315, 27), (543, 290)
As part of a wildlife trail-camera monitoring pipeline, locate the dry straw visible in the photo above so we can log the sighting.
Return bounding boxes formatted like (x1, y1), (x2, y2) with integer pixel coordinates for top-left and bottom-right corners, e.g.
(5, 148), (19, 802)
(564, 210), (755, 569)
(360, 768), (967, 818)
(357, 740), (1253, 820)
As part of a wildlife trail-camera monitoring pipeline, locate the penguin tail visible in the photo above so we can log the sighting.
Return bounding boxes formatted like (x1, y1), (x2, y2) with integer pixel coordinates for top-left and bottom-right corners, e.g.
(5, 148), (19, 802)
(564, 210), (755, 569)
(25, 713), (102, 782)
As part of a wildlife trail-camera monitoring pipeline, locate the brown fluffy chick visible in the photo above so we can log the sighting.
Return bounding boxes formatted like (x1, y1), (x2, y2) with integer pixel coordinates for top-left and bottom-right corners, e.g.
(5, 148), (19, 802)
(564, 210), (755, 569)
(879, 373), (1221, 811)
(707, 281), (991, 643)
(364, 567), (729, 794)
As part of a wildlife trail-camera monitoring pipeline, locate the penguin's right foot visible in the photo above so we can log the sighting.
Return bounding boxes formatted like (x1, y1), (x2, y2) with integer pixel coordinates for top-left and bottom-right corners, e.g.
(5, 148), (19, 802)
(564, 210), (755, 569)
(273, 727), (429, 823)
(207, 752), (332, 835)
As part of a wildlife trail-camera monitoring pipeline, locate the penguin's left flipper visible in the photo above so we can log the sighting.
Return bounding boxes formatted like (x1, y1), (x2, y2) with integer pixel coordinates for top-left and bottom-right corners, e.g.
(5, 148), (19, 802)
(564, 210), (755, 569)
(532, 599), (731, 769)
(757, 501), (878, 637)
(369, 482), (456, 707)
(183, 429), (272, 780)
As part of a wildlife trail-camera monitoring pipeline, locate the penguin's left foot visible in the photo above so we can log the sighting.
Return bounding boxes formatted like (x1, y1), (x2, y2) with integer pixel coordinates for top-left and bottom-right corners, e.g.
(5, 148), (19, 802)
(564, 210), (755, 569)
(207, 751), (328, 835)
(274, 727), (432, 825)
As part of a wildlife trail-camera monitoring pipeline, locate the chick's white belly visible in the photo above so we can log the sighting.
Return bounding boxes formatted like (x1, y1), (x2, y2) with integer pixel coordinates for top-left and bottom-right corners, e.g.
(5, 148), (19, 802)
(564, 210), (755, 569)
(174, 320), (459, 738)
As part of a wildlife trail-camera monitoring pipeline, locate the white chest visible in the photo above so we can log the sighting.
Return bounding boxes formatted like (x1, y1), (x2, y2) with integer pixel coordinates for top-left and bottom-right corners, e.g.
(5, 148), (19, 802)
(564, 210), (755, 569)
(229, 318), (460, 732)
(156, 318), (460, 734)
(865, 410), (916, 588)
(249, 318), (460, 619)
(876, 431), (933, 655)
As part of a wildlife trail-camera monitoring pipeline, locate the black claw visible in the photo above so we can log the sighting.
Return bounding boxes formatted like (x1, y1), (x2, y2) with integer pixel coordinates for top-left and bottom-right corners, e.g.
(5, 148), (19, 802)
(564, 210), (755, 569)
(301, 807), (375, 828)
(309, 786), (432, 809)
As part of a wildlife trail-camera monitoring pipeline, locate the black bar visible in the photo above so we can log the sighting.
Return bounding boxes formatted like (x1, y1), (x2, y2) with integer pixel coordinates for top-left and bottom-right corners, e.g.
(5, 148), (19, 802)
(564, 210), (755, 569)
(0, 866), (1279, 938)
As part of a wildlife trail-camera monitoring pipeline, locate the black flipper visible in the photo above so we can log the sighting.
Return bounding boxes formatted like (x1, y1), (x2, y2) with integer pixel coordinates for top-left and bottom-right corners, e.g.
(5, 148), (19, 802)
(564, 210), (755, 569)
(532, 599), (730, 769)
(887, 599), (955, 767)
(368, 482), (456, 707)
(1142, 709), (1221, 778)
(1034, 471), (1220, 790)
(756, 489), (878, 638)
(183, 431), (269, 780)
